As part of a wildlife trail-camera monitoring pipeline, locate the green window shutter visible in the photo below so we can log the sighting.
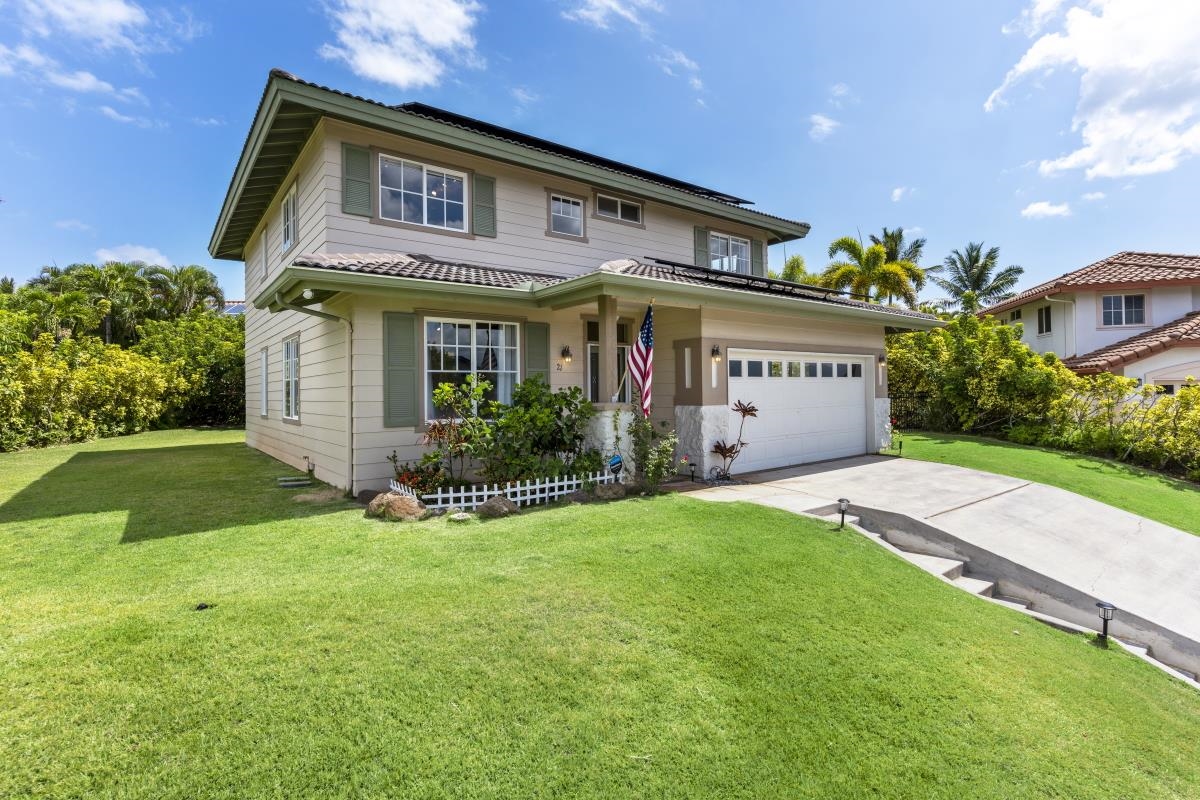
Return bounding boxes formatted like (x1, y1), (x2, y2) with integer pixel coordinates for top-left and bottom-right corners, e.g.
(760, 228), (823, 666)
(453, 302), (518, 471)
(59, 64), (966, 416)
(384, 312), (419, 427)
(472, 174), (497, 237)
(342, 143), (372, 217)
(751, 239), (766, 277)
(524, 322), (549, 383)
(694, 226), (709, 268)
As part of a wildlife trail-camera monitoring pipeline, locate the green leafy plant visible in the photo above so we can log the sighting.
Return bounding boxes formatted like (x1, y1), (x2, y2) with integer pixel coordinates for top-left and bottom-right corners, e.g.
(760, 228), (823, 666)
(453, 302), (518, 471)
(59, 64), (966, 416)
(422, 375), (493, 483)
(480, 376), (595, 483)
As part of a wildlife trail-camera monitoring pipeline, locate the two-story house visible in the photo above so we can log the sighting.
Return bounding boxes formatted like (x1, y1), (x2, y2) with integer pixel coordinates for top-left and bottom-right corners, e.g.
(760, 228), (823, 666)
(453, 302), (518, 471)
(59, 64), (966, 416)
(982, 252), (1200, 392)
(208, 71), (940, 493)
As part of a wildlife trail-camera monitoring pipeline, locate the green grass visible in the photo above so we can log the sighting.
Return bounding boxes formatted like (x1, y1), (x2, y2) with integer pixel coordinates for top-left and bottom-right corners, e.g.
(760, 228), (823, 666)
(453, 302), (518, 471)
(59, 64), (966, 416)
(3, 430), (1200, 799)
(897, 431), (1200, 536)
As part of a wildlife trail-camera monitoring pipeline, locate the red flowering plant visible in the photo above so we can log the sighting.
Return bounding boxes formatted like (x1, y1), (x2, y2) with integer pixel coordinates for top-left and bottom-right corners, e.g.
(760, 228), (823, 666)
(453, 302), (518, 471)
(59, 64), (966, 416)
(711, 400), (758, 479)
(387, 451), (445, 495)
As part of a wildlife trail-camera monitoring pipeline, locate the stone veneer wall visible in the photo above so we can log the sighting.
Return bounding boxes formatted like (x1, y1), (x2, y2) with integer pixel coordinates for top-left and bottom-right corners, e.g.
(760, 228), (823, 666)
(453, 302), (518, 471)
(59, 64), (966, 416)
(585, 408), (639, 480)
(674, 405), (729, 478)
(875, 397), (892, 451)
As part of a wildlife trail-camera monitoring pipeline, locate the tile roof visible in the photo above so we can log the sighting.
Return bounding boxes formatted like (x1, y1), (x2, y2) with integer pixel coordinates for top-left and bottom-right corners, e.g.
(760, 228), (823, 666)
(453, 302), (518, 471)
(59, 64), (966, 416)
(1062, 311), (1200, 374)
(982, 252), (1200, 316)
(289, 252), (940, 323)
(292, 253), (570, 288)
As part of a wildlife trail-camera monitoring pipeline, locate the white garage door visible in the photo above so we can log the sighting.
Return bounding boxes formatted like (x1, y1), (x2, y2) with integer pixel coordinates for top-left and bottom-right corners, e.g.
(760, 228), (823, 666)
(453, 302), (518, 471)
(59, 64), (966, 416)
(726, 350), (870, 472)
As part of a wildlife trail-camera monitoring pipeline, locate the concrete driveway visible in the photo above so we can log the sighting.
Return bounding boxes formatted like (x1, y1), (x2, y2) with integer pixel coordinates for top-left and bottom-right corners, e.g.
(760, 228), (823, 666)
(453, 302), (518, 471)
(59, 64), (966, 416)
(693, 455), (1200, 655)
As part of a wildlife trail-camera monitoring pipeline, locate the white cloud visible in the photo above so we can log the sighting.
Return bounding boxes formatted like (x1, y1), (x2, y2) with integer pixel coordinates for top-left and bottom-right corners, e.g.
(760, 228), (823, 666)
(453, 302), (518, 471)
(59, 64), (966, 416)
(562, 0), (662, 33)
(809, 113), (840, 141)
(828, 82), (858, 108)
(652, 47), (704, 99)
(319, 0), (483, 91)
(46, 69), (114, 93)
(191, 116), (224, 126)
(17, 0), (204, 55)
(99, 104), (162, 128)
(1001, 0), (1066, 36)
(1020, 200), (1072, 218)
(891, 186), (910, 202)
(54, 218), (91, 231)
(0, 44), (144, 100)
(986, 0), (1200, 179)
(95, 244), (170, 266)
(1082, 190), (1106, 201)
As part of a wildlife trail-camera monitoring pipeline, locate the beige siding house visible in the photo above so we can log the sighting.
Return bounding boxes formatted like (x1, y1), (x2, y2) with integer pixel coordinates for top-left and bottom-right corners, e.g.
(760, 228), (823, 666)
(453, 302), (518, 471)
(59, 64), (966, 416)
(210, 70), (940, 493)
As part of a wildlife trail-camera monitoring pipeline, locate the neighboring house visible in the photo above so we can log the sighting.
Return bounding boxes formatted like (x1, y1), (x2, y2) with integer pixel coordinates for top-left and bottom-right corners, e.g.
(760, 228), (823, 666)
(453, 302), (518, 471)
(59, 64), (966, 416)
(981, 252), (1200, 393)
(207, 70), (940, 493)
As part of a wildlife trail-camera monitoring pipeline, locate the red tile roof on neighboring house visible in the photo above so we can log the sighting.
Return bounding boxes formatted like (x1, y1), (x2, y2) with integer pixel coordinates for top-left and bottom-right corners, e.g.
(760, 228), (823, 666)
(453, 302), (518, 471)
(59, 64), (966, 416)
(1062, 311), (1200, 374)
(981, 252), (1200, 317)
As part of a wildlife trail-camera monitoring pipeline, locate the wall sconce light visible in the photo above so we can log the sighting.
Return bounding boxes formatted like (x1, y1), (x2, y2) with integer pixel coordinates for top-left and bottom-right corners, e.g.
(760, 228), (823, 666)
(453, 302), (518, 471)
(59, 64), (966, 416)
(560, 345), (573, 365)
(878, 352), (887, 364)
(1096, 601), (1116, 645)
(711, 344), (722, 363)
(838, 498), (850, 529)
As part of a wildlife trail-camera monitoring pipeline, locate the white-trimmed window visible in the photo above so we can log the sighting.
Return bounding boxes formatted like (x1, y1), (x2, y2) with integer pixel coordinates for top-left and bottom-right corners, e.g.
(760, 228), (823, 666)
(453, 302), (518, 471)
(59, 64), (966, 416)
(282, 336), (299, 420)
(281, 183), (297, 252)
(585, 320), (631, 403)
(1037, 306), (1052, 335)
(259, 347), (269, 417)
(549, 193), (584, 237)
(425, 318), (519, 418)
(595, 194), (642, 225)
(1101, 294), (1146, 326)
(1009, 309), (1022, 323)
(710, 232), (750, 273)
(379, 155), (467, 231)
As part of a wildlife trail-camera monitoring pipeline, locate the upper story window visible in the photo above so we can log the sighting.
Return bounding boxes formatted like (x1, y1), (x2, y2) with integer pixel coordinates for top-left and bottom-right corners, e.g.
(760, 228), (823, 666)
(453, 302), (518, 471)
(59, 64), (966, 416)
(281, 183), (297, 253)
(379, 155), (467, 231)
(548, 193), (585, 238)
(1037, 306), (1052, 335)
(1009, 309), (1022, 323)
(1101, 294), (1146, 326)
(710, 232), (750, 273)
(595, 194), (642, 225)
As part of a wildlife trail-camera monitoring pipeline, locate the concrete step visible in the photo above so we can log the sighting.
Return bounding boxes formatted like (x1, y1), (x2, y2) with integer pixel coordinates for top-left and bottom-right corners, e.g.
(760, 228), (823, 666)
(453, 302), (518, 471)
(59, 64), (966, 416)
(822, 513), (861, 527)
(992, 594), (1031, 611)
(952, 575), (996, 597)
(907, 552), (965, 580)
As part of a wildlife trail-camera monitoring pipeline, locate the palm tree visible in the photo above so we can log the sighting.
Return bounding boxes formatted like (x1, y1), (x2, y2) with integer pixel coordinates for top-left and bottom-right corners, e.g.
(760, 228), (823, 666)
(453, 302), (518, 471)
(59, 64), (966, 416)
(0, 276), (14, 294)
(27, 265), (73, 292)
(768, 254), (822, 284)
(933, 242), (1024, 312)
(821, 236), (923, 307)
(145, 264), (224, 317)
(869, 227), (928, 294)
(71, 262), (152, 344)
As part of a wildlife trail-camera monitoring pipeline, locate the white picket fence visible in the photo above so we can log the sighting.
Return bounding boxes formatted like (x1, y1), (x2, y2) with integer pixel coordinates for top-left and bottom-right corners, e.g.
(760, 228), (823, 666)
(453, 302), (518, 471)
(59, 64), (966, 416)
(390, 470), (617, 511)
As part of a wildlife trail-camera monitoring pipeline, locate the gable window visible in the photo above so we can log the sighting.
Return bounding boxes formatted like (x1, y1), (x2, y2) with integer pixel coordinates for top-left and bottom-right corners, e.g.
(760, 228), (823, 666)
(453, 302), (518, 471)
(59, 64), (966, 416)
(1037, 306), (1052, 335)
(595, 194), (642, 225)
(548, 193), (585, 238)
(259, 347), (269, 417)
(425, 319), (518, 418)
(282, 336), (299, 420)
(709, 232), (750, 273)
(586, 320), (631, 403)
(379, 155), (467, 231)
(1101, 294), (1146, 326)
(281, 183), (298, 253)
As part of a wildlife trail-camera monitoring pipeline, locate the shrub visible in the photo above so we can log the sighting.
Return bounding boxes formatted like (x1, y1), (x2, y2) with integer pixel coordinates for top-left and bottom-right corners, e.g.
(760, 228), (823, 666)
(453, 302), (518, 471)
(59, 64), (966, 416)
(479, 376), (595, 483)
(0, 334), (181, 451)
(134, 313), (245, 426)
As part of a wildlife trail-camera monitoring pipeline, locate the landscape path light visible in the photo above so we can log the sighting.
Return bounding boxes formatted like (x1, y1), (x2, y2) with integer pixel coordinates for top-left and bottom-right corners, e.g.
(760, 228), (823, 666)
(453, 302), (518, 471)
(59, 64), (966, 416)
(838, 498), (850, 529)
(1096, 601), (1116, 645)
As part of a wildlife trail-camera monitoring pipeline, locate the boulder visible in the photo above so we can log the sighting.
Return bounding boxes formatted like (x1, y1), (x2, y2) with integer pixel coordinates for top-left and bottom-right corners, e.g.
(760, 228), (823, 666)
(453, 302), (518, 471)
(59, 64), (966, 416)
(365, 491), (430, 522)
(563, 490), (589, 504)
(448, 512), (472, 524)
(476, 494), (520, 519)
(356, 489), (383, 505)
(593, 482), (627, 501)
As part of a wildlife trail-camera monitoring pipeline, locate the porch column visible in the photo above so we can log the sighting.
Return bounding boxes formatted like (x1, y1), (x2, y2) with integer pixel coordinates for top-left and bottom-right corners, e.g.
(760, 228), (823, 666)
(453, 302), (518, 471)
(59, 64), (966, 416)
(598, 294), (619, 402)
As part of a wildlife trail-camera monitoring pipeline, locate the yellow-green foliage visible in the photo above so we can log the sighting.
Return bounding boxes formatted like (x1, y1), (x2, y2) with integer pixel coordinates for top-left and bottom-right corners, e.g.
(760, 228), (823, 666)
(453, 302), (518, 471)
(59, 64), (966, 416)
(887, 315), (1074, 431)
(134, 314), (246, 426)
(0, 334), (184, 451)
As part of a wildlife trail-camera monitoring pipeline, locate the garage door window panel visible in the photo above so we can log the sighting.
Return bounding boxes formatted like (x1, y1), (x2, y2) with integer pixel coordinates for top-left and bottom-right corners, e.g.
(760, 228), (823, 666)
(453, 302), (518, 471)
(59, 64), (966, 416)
(747, 360), (763, 378)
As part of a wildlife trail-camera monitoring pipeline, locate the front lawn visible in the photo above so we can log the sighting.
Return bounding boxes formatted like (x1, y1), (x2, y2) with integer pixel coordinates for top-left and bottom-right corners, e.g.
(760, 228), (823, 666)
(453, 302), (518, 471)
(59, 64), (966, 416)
(2, 430), (1199, 799)
(897, 431), (1200, 536)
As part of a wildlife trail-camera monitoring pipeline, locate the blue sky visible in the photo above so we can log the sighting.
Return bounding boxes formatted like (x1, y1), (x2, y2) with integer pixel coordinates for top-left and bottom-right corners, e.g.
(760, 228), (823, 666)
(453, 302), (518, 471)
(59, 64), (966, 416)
(3, 0), (1199, 301)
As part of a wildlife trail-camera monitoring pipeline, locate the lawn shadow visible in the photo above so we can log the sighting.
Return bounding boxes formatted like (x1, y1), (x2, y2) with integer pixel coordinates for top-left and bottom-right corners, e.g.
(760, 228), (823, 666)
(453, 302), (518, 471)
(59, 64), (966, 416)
(0, 442), (352, 543)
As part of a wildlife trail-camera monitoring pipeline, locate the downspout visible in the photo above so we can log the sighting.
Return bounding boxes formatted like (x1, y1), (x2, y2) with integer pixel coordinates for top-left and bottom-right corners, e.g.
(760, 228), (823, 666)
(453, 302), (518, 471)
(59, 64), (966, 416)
(1043, 294), (1075, 358)
(274, 292), (355, 495)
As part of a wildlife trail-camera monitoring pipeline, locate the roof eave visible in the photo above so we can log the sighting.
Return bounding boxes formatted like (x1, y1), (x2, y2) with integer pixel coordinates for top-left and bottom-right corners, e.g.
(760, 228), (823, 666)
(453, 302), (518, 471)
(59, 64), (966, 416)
(210, 72), (810, 260)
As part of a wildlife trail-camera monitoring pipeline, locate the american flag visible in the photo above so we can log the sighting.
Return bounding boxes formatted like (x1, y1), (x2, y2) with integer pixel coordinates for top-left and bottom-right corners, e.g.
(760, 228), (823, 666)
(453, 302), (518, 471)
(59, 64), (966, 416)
(629, 304), (654, 418)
